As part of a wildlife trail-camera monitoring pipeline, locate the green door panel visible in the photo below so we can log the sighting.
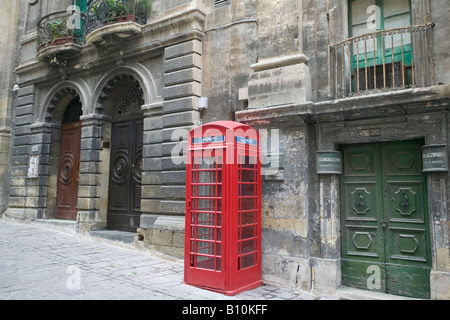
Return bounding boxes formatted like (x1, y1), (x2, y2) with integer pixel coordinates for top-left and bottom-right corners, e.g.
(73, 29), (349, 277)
(340, 140), (431, 299)
(385, 265), (431, 298)
(342, 260), (386, 292)
(341, 143), (386, 291)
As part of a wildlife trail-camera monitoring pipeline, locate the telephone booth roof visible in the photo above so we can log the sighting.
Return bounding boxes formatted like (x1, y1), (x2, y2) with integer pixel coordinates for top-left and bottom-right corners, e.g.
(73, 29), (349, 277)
(190, 120), (253, 133)
(188, 121), (259, 146)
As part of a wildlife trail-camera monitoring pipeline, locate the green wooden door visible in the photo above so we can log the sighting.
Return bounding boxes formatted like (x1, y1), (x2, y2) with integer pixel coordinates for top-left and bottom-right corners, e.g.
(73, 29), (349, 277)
(340, 140), (431, 298)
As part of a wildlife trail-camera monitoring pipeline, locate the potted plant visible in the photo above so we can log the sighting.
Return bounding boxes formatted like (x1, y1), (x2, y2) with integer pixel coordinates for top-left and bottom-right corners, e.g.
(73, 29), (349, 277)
(42, 18), (72, 48)
(90, 0), (119, 23)
(111, 0), (127, 20)
(135, 0), (152, 22)
(122, 0), (151, 22)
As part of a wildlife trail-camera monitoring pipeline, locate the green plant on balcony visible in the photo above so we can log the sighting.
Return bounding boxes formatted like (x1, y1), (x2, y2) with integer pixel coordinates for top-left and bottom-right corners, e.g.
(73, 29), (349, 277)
(91, 0), (115, 21)
(111, 0), (127, 18)
(136, 0), (152, 18)
(39, 18), (73, 49)
(87, 0), (152, 34)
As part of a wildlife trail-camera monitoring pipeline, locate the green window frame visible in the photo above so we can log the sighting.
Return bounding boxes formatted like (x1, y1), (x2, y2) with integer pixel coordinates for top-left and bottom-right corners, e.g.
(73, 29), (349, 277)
(73, 0), (87, 13)
(349, 0), (412, 69)
(72, 0), (87, 41)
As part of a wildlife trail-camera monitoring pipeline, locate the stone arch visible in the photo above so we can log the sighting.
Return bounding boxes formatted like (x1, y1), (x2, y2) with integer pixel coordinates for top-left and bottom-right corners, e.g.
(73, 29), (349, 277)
(40, 79), (91, 124)
(77, 65), (157, 232)
(95, 73), (144, 118)
(89, 64), (157, 116)
(33, 80), (90, 220)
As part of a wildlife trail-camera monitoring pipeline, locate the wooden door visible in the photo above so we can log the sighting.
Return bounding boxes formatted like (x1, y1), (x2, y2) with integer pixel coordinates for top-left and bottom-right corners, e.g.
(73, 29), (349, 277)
(107, 117), (143, 232)
(55, 121), (81, 220)
(340, 140), (431, 298)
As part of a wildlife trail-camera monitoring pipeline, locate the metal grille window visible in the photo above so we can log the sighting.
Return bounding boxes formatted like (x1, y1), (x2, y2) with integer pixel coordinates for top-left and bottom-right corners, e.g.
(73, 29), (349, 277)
(214, 0), (230, 8)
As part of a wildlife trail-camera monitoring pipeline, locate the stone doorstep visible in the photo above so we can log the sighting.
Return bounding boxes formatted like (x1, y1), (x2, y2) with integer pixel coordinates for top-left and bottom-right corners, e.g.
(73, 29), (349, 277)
(89, 230), (136, 244)
(33, 218), (77, 228)
(332, 286), (420, 300)
(32, 219), (136, 245)
(31, 218), (78, 235)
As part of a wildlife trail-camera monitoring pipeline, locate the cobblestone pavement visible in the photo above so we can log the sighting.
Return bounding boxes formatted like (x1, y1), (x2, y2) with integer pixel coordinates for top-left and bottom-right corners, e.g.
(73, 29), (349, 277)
(0, 219), (341, 301)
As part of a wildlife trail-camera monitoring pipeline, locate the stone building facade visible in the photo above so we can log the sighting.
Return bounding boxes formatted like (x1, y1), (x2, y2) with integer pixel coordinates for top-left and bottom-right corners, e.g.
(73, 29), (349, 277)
(1, 0), (449, 299)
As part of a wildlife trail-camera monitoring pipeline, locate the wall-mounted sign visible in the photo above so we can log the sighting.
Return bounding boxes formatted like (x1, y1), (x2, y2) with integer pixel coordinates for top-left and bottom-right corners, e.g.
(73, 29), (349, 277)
(317, 151), (342, 174)
(422, 144), (448, 172)
(27, 155), (39, 179)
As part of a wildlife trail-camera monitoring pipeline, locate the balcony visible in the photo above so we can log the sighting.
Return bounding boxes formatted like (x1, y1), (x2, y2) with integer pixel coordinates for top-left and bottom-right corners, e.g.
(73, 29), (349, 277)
(328, 23), (436, 99)
(37, 11), (86, 63)
(85, 0), (150, 45)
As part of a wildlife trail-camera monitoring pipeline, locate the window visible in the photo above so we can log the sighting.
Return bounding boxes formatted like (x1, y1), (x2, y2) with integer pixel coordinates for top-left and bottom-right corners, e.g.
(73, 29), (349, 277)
(349, 0), (412, 89)
(329, 0), (434, 97)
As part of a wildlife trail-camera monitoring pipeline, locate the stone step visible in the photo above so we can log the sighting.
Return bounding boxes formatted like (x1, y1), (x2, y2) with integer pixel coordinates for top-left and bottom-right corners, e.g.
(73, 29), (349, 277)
(90, 230), (136, 244)
(32, 219), (77, 232)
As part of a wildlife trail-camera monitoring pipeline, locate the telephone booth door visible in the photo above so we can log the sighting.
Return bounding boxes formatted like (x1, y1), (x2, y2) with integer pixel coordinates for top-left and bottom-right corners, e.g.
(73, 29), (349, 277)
(185, 145), (226, 291)
(229, 140), (262, 292)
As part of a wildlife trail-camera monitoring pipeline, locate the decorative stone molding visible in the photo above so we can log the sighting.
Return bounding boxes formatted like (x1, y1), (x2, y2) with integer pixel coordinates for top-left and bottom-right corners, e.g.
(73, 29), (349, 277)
(248, 53), (311, 109)
(86, 21), (143, 45)
(250, 54), (309, 72)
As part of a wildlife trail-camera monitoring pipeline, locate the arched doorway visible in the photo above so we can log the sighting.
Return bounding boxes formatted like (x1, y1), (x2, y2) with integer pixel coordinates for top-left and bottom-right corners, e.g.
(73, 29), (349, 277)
(106, 80), (144, 232)
(55, 96), (83, 220)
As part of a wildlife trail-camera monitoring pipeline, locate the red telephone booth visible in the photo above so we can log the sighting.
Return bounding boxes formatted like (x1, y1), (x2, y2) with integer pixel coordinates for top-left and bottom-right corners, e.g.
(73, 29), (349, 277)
(184, 121), (262, 295)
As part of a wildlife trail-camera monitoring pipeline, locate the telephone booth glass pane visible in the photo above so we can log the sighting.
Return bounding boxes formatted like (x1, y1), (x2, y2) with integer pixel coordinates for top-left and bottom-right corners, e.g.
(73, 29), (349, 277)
(189, 150), (223, 271)
(237, 155), (258, 270)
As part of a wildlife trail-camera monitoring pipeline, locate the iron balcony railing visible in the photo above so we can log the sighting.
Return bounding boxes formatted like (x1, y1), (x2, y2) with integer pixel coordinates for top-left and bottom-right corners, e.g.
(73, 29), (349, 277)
(37, 10), (86, 51)
(86, 0), (150, 35)
(328, 23), (436, 99)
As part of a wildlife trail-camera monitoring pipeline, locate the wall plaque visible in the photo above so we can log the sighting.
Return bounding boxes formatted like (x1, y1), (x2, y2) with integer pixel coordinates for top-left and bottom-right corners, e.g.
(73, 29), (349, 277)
(317, 151), (342, 174)
(27, 155), (39, 178)
(422, 144), (448, 172)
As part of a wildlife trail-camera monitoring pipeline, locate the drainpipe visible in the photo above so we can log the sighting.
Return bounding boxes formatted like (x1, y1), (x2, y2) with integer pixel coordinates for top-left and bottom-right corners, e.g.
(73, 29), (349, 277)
(310, 260), (317, 293)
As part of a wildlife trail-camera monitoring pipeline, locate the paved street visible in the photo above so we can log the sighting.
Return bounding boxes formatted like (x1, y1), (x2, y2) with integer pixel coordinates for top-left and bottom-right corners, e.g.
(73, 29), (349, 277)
(0, 219), (336, 301)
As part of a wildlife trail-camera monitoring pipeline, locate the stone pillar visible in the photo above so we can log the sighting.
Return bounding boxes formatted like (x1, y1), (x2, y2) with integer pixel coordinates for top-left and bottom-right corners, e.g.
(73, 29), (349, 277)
(429, 113), (450, 299)
(140, 102), (163, 227)
(77, 114), (110, 232)
(3, 85), (43, 221)
(0, 129), (10, 215)
(162, 39), (202, 216)
(238, 52), (314, 290)
(0, 0), (19, 216)
(138, 39), (202, 258)
(29, 122), (60, 220)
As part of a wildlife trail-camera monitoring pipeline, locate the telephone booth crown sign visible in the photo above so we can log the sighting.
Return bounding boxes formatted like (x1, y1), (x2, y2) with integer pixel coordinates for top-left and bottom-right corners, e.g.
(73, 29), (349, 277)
(184, 121), (262, 295)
